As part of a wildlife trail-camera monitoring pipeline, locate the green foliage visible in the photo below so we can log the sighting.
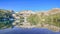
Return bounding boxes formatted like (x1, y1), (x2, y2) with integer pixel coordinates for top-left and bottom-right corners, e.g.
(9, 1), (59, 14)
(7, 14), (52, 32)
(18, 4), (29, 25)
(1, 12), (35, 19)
(45, 13), (60, 27)
(0, 9), (14, 19)
(0, 9), (14, 29)
(27, 14), (40, 25)
(27, 13), (60, 27)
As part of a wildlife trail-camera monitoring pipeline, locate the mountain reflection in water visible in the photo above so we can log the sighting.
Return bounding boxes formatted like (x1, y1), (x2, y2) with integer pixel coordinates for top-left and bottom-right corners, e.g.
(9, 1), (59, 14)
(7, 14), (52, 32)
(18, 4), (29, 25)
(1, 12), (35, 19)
(0, 20), (14, 29)
(0, 20), (60, 34)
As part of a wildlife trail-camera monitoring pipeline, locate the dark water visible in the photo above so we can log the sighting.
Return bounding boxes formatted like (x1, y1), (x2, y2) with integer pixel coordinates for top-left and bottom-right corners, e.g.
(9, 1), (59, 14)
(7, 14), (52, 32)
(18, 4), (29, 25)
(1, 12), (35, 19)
(0, 20), (14, 29)
(0, 20), (60, 34)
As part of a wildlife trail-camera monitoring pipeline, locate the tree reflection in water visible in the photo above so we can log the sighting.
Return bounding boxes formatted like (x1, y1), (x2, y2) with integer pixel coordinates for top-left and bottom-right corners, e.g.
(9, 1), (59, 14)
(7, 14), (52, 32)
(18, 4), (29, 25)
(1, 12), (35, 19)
(0, 20), (14, 29)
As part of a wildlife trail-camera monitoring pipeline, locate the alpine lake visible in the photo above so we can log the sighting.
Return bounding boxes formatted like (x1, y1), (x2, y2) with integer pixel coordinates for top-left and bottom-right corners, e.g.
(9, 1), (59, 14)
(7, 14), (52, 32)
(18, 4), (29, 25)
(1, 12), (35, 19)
(0, 20), (60, 34)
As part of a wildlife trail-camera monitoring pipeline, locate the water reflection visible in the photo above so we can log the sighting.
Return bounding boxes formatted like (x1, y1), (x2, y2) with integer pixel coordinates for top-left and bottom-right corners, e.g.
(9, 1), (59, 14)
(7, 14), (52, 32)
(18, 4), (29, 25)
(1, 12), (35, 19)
(0, 19), (25, 29)
(0, 19), (60, 32)
(0, 20), (14, 29)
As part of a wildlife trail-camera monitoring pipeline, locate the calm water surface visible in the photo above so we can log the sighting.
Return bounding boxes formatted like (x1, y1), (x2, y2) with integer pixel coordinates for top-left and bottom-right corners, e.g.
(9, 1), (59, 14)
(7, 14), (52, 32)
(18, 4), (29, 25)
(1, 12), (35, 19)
(0, 20), (60, 34)
(0, 27), (58, 34)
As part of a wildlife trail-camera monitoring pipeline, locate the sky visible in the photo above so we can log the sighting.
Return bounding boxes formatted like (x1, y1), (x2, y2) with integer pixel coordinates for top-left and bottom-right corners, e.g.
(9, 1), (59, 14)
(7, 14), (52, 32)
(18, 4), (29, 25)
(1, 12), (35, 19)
(0, 0), (60, 12)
